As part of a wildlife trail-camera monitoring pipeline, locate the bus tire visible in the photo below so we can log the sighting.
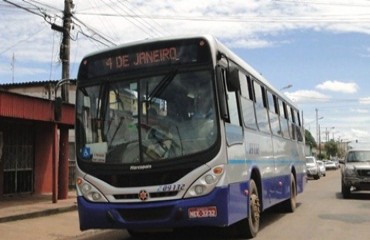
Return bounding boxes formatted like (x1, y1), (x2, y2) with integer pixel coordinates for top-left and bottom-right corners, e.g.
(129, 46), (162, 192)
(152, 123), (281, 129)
(236, 179), (260, 238)
(281, 173), (297, 213)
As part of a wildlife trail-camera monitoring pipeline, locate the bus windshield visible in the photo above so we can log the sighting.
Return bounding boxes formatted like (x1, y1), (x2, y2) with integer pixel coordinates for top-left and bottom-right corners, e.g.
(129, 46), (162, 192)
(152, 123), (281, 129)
(76, 69), (217, 165)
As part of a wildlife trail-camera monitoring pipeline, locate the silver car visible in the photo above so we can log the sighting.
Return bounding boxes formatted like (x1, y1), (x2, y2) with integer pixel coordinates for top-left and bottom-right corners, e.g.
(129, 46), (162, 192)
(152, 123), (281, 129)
(340, 149), (370, 198)
(316, 160), (326, 177)
(306, 156), (320, 180)
(324, 160), (338, 170)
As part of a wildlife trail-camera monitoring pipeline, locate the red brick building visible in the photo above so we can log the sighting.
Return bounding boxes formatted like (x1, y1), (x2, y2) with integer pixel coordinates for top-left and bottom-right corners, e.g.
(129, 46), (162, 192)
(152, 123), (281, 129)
(0, 81), (75, 201)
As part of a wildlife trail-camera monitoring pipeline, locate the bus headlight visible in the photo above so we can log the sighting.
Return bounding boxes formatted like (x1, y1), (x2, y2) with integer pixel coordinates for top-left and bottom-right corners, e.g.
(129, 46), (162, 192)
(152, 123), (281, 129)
(195, 185), (205, 195)
(184, 165), (224, 198)
(76, 177), (108, 203)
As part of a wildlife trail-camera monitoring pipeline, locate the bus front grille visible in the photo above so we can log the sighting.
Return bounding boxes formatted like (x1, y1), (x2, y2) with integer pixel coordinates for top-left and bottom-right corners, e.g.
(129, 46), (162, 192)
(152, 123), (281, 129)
(113, 191), (178, 200)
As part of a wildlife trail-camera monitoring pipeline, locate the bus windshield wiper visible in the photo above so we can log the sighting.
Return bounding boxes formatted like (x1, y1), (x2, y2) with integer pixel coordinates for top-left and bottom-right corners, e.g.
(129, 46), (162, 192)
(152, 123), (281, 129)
(148, 68), (178, 102)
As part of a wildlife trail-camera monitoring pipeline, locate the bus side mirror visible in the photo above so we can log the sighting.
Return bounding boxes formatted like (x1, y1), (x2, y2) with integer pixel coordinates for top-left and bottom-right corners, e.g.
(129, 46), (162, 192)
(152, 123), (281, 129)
(227, 66), (241, 92)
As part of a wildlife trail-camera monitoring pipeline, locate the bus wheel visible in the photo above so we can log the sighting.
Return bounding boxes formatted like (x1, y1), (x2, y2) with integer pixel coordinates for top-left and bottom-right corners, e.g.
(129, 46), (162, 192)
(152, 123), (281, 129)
(236, 179), (260, 238)
(281, 173), (297, 212)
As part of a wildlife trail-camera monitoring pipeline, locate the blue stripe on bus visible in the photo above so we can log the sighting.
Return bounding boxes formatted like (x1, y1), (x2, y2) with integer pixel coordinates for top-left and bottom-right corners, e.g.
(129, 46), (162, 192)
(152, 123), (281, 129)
(229, 159), (304, 165)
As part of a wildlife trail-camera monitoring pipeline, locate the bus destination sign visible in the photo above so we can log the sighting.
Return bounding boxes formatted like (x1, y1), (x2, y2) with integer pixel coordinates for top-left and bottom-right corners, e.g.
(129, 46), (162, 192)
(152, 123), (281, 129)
(104, 47), (177, 70)
(81, 39), (211, 79)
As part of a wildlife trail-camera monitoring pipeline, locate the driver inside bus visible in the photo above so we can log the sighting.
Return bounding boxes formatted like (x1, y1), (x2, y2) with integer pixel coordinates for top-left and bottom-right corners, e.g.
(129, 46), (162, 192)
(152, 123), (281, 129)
(192, 94), (213, 120)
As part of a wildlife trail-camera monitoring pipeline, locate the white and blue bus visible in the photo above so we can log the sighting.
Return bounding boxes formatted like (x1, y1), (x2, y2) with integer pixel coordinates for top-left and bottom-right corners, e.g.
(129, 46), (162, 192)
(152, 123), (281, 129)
(75, 35), (306, 238)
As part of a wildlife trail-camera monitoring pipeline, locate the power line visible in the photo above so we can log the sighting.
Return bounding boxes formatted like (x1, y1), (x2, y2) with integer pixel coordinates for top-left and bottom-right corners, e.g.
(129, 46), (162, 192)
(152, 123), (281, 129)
(74, 12), (370, 23)
(89, 0), (120, 43)
(72, 15), (117, 46)
(3, 0), (46, 18)
(25, 0), (63, 13)
(113, 0), (165, 37)
(96, 0), (158, 38)
(123, 0), (169, 36)
(0, 27), (47, 55)
(273, 0), (370, 8)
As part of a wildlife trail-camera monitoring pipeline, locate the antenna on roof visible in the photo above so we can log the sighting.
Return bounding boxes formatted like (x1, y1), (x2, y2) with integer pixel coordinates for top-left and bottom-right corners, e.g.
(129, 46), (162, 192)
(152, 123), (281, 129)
(11, 53), (15, 83)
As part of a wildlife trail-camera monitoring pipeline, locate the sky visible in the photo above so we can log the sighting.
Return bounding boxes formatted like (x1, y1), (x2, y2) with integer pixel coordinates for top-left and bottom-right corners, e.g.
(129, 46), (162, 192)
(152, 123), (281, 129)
(0, 0), (370, 145)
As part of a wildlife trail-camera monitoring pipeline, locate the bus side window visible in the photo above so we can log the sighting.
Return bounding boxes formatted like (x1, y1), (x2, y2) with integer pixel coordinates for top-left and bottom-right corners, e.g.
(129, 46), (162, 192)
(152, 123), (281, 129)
(295, 110), (304, 142)
(267, 91), (281, 137)
(290, 107), (296, 140)
(240, 75), (257, 130)
(226, 84), (240, 126)
(223, 68), (243, 146)
(253, 81), (270, 133)
(278, 99), (290, 139)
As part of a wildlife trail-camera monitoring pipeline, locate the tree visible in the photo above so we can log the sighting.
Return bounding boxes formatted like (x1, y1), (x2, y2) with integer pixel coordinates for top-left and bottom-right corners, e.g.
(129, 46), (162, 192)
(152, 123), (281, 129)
(305, 129), (316, 149)
(324, 140), (338, 158)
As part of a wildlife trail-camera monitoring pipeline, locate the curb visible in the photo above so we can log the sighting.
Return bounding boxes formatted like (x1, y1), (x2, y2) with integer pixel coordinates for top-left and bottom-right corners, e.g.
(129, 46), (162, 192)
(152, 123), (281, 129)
(0, 205), (77, 224)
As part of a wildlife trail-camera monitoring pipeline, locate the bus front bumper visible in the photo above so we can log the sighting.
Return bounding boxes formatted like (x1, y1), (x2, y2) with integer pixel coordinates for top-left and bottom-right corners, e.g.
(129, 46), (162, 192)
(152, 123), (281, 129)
(77, 185), (247, 231)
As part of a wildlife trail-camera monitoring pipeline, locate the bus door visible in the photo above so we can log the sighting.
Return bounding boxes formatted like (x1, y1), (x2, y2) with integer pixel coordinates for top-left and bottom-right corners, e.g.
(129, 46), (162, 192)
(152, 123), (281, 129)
(216, 65), (247, 179)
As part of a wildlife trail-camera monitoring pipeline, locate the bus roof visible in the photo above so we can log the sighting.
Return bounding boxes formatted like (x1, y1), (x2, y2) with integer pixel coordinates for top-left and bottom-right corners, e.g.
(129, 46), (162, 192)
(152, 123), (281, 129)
(81, 34), (298, 109)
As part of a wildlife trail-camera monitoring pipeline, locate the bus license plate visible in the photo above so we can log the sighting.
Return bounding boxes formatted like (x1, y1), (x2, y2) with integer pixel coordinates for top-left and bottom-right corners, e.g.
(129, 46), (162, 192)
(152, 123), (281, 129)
(188, 206), (217, 218)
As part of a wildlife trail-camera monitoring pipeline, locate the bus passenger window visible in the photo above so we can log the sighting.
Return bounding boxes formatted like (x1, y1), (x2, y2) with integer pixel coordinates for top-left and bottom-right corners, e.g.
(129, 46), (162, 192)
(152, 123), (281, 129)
(227, 91), (240, 126)
(278, 99), (290, 139)
(290, 107), (296, 140)
(240, 75), (257, 130)
(267, 91), (281, 136)
(294, 109), (304, 142)
(253, 81), (270, 133)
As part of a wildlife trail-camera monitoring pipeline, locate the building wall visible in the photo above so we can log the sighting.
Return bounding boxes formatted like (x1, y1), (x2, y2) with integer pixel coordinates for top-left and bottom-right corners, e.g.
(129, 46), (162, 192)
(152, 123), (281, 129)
(34, 123), (55, 194)
(0, 90), (74, 198)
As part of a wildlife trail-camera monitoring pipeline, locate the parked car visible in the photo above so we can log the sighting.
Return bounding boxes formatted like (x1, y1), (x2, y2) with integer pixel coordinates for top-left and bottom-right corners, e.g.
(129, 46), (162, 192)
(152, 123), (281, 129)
(340, 149), (370, 198)
(316, 160), (326, 177)
(333, 160), (340, 168)
(324, 160), (338, 170)
(305, 156), (320, 180)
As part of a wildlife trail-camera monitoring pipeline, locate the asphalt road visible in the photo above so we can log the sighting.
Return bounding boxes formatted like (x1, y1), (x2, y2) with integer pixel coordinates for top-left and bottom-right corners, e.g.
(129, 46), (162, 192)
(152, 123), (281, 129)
(1, 169), (369, 240)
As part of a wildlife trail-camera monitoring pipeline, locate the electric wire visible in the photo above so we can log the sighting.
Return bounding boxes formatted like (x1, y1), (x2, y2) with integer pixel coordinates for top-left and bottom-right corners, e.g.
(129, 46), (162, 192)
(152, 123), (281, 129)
(72, 15), (117, 46)
(90, 0), (121, 43)
(74, 12), (370, 23)
(273, 0), (370, 8)
(0, 27), (47, 55)
(123, 0), (169, 36)
(112, 0), (165, 37)
(103, 0), (156, 38)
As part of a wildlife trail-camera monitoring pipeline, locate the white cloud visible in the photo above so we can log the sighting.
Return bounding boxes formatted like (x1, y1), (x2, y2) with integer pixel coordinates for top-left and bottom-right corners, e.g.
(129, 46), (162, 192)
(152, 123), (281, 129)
(351, 108), (369, 114)
(315, 80), (358, 94)
(351, 128), (370, 139)
(359, 97), (370, 105)
(2, 0), (370, 82)
(284, 90), (330, 103)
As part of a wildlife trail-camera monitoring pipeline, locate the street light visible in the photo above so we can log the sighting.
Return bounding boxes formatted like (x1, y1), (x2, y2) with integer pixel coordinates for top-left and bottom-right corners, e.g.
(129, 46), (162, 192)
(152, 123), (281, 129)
(280, 84), (293, 91)
(325, 127), (335, 142)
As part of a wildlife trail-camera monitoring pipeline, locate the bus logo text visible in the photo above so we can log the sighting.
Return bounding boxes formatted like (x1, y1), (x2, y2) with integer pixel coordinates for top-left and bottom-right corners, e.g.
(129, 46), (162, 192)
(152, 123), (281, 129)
(130, 164), (152, 171)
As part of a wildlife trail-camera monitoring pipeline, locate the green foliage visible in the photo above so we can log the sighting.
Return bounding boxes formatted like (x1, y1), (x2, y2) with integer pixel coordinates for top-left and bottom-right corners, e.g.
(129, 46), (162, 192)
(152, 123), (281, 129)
(324, 140), (338, 158)
(317, 153), (326, 160)
(305, 129), (316, 148)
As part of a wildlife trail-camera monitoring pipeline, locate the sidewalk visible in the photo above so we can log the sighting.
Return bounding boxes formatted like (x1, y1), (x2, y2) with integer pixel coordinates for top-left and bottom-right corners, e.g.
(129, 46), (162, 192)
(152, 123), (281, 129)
(0, 191), (77, 223)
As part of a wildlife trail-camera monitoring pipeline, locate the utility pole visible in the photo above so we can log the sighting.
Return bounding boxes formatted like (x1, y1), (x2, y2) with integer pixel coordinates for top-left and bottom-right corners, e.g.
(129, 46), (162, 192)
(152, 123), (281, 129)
(50, 0), (74, 203)
(61, 0), (73, 102)
(316, 108), (319, 143)
(52, 0), (73, 102)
